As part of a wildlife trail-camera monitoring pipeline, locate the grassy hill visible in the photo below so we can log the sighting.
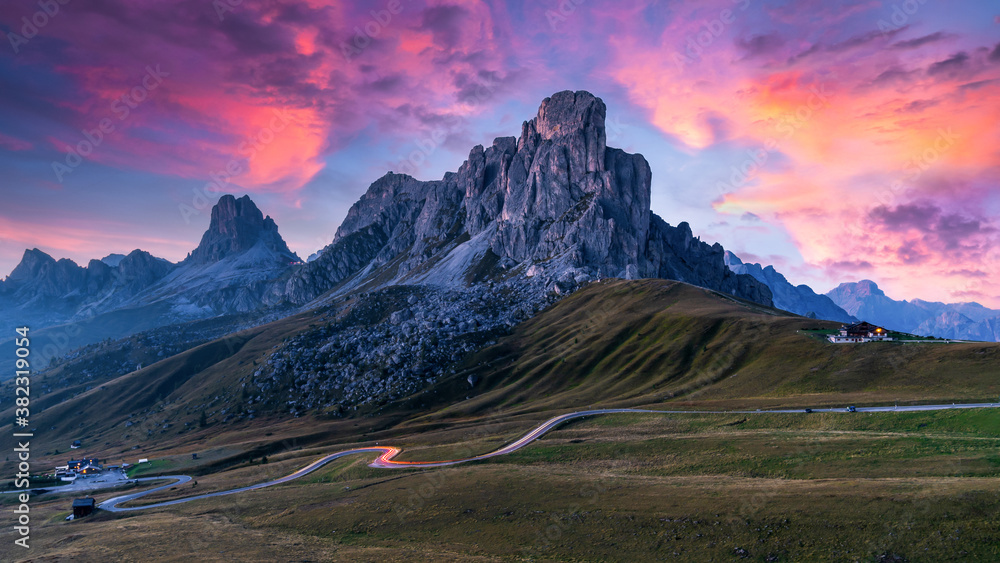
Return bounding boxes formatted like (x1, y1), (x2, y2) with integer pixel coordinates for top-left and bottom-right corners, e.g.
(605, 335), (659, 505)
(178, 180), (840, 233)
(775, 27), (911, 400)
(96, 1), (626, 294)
(5, 279), (1000, 561)
(4, 279), (998, 474)
(417, 279), (1000, 422)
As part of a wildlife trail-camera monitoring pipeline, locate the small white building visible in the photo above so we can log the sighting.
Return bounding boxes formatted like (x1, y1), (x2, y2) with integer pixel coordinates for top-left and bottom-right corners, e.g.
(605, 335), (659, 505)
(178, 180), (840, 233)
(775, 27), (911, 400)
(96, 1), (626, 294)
(829, 322), (894, 343)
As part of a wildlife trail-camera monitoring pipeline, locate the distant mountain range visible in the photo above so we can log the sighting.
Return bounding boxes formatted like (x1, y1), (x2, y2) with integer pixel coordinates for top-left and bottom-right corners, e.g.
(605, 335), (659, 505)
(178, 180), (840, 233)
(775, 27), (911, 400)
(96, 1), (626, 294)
(724, 253), (1000, 342)
(724, 252), (856, 324)
(0, 194), (300, 371)
(0, 194), (299, 329)
(1, 91), (775, 378)
(827, 280), (1000, 342)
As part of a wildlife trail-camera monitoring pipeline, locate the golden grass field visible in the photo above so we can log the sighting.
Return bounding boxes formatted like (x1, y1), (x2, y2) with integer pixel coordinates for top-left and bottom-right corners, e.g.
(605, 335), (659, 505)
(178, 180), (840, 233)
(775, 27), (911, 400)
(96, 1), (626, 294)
(5, 410), (1000, 561)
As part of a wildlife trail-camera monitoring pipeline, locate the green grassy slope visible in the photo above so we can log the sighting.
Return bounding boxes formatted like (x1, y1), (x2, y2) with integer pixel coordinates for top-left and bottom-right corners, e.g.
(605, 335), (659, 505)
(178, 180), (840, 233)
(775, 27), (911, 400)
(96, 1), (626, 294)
(6, 279), (1000, 560)
(13, 410), (1000, 562)
(5, 279), (998, 470)
(418, 279), (1000, 421)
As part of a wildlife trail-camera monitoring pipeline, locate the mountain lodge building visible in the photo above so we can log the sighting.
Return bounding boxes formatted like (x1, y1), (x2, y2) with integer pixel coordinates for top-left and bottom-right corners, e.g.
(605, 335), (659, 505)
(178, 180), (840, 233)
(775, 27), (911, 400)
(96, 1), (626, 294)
(828, 322), (893, 343)
(67, 458), (103, 475)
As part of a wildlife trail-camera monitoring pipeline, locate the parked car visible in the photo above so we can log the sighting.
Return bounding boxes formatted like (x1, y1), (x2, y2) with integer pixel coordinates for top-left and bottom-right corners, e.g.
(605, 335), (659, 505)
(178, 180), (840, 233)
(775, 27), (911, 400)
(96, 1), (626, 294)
(847, 405), (857, 412)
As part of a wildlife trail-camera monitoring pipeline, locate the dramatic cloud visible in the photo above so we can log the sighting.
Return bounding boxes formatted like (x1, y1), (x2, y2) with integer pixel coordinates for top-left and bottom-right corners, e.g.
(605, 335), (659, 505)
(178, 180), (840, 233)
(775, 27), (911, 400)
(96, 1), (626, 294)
(868, 203), (995, 252)
(1, 0), (998, 306)
(604, 0), (1000, 304)
(869, 203), (942, 230)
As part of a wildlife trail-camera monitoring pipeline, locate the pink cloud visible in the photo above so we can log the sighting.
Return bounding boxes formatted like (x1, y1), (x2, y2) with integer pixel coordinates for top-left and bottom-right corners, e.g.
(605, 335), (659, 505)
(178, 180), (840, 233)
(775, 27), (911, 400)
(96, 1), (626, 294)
(24, 0), (519, 193)
(603, 0), (1000, 306)
(4, 0), (997, 307)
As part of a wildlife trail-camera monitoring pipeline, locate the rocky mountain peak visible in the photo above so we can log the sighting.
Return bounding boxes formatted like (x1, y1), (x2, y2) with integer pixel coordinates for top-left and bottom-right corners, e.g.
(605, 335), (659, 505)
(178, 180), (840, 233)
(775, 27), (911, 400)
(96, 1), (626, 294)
(117, 249), (173, 281)
(7, 248), (57, 282)
(0, 248), (91, 306)
(272, 90), (772, 308)
(833, 279), (886, 299)
(723, 253), (855, 323)
(187, 194), (298, 264)
(854, 279), (885, 296)
(825, 280), (1000, 341)
(534, 90), (606, 146)
(101, 253), (127, 267)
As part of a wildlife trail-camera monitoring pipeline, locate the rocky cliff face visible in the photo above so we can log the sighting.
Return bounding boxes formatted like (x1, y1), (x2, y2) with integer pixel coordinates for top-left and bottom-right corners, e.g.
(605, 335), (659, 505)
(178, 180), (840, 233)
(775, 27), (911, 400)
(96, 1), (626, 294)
(240, 91), (770, 413)
(725, 252), (855, 323)
(644, 221), (773, 306)
(5, 249), (86, 301)
(0, 250), (89, 332)
(271, 91), (771, 307)
(187, 194), (297, 264)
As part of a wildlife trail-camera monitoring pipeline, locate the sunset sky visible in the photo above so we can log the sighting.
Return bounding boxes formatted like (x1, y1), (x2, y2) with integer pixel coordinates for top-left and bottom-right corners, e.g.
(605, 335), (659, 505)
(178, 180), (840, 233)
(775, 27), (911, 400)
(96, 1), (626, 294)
(1, 0), (998, 306)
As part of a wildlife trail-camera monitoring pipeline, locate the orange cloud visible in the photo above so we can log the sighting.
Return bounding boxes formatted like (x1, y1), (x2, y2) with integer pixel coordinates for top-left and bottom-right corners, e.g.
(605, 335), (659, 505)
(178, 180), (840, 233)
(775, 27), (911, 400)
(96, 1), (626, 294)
(608, 5), (1000, 306)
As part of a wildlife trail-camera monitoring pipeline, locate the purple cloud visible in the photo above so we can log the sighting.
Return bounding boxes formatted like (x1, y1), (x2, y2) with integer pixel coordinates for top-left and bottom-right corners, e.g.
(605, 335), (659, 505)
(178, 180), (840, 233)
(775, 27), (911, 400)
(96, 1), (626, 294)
(894, 239), (929, 264)
(927, 52), (970, 76)
(870, 66), (917, 86)
(868, 203), (996, 252)
(418, 4), (469, 50)
(891, 32), (952, 50)
(737, 32), (786, 59)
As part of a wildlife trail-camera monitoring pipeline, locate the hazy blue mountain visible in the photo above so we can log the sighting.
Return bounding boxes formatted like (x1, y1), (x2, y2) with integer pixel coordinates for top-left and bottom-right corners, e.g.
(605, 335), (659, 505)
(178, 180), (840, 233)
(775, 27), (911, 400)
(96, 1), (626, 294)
(827, 280), (1000, 342)
(0, 194), (301, 376)
(724, 252), (855, 323)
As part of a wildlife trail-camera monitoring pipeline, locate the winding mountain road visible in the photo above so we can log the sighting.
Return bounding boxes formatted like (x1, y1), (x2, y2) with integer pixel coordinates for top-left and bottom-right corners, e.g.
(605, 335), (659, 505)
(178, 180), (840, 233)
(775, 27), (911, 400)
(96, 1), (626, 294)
(99, 402), (1000, 512)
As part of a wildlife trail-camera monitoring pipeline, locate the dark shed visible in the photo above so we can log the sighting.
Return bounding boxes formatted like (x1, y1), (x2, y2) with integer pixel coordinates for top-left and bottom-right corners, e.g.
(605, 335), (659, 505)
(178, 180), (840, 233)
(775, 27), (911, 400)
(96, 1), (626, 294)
(72, 498), (96, 518)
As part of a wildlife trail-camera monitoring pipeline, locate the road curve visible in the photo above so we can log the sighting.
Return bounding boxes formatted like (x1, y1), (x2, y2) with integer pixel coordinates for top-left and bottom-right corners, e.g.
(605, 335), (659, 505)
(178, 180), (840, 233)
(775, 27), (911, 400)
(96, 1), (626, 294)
(99, 402), (1000, 512)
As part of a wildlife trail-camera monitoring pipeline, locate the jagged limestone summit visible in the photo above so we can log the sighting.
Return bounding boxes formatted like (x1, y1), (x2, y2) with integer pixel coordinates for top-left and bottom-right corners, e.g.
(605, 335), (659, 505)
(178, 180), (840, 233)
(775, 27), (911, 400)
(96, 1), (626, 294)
(270, 90), (771, 307)
(1, 91), (774, 379)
